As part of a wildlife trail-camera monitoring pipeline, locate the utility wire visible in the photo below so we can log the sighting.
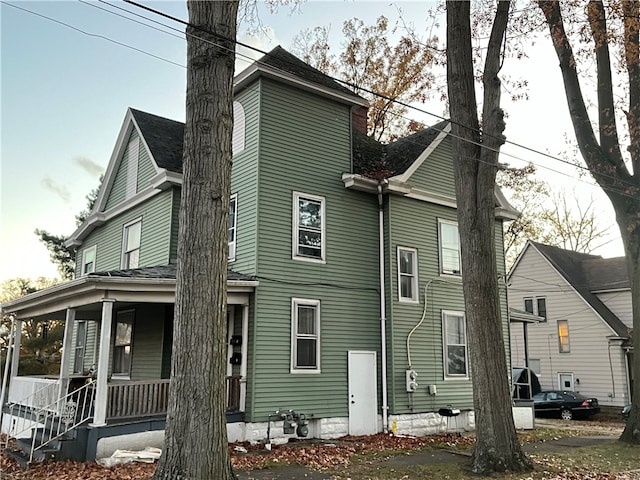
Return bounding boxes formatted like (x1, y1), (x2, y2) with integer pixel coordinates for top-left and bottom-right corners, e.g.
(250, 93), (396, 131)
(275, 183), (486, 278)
(120, 0), (639, 197)
(5, 0), (638, 201)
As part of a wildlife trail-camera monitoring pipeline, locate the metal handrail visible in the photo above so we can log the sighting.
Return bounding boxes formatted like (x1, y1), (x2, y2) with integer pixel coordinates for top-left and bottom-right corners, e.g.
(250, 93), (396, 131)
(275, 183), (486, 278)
(2, 380), (95, 463)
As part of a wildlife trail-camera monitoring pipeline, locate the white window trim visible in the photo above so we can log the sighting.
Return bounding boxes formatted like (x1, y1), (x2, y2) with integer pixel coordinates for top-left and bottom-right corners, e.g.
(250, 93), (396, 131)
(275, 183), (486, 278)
(290, 298), (321, 374)
(121, 217), (142, 269)
(524, 296), (547, 322)
(73, 321), (88, 374)
(112, 309), (134, 379)
(229, 194), (237, 262)
(292, 192), (326, 264)
(557, 319), (570, 353)
(438, 219), (462, 277)
(397, 246), (419, 303)
(442, 310), (469, 380)
(81, 245), (97, 275)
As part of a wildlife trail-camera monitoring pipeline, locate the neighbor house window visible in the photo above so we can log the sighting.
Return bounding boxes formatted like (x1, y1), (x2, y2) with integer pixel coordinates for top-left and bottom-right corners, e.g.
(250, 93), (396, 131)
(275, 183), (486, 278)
(397, 247), (418, 302)
(293, 192), (325, 262)
(524, 297), (547, 322)
(557, 320), (570, 353)
(113, 310), (134, 376)
(82, 245), (97, 275)
(122, 218), (142, 269)
(73, 321), (87, 374)
(443, 311), (468, 378)
(229, 194), (237, 261)
(438, 220), (461, 275)
(291, 299), (320, 372)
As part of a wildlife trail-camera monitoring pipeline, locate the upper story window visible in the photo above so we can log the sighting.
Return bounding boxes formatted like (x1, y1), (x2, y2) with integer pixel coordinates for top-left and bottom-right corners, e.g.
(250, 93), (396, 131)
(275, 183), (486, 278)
(291, 298), (320, 373)
(122, 218), (142, 269)
(524, 296), (547, 322)
(82, 245), (97, 275)
(293, 192), (325, 262)
(443, 310), (468, 379)
(229, 194), (237, 261)
(113, 310), (134, 377)
(232, 101), (245, 156)
(557, 320), (570, 353)
(438, 220), (461, 276)
(397, 247), (418, 303)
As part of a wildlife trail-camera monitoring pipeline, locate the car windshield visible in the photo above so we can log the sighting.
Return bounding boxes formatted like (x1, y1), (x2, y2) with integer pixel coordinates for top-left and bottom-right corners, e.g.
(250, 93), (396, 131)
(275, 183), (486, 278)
(533, 393), (545, 401)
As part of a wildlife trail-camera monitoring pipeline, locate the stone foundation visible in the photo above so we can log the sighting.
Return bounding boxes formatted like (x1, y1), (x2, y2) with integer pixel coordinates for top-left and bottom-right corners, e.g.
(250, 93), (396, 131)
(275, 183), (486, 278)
(389, 410), (475, 436)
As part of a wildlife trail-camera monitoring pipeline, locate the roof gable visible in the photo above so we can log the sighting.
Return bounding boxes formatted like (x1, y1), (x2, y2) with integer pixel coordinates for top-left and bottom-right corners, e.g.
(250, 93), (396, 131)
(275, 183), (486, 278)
(528, 241), (629, 337)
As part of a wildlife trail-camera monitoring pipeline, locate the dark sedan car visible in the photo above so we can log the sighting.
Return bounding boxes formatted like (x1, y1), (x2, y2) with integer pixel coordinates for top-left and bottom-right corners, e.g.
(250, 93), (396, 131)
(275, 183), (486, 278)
(533, 390), (600, 420)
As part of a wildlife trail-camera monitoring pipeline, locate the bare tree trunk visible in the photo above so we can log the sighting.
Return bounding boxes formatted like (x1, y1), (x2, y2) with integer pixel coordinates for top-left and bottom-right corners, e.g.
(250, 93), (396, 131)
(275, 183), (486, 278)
(153, 2), (239, 479)
(539, 0), (640, 444)
(446, 1), (532, 473)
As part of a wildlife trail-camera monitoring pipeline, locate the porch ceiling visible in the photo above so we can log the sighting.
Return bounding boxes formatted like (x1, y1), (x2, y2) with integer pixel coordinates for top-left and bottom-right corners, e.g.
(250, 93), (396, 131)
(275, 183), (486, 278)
(1, 273), (257, 321)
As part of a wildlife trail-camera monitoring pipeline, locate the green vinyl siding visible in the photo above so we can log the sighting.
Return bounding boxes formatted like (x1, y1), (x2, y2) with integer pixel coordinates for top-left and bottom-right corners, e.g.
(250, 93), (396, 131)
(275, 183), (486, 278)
(245, 79), (381, 421)
(129, 304), (165, 380)
(386, 195), (471, 413)
(230, 84), (261, 274)
(168, 187), (181, 264)
(406, 136), (456, 198)
(137, 135), (157, 191)
(75, 190), (174, 275)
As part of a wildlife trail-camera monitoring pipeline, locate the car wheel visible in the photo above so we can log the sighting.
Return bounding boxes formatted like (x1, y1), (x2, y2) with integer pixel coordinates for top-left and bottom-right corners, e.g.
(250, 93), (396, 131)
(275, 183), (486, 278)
(560, 409), (573, 421)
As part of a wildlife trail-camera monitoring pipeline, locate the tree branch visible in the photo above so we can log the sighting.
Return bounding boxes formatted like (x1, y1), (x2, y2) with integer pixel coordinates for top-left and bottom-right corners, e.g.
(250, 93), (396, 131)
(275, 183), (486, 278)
(622, 0), (640, 180)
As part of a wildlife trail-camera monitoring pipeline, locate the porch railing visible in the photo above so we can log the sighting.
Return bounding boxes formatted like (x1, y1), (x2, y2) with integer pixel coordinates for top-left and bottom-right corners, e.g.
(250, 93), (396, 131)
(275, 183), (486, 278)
(7, 377), (60, 410)
(106, 379), (170, 420)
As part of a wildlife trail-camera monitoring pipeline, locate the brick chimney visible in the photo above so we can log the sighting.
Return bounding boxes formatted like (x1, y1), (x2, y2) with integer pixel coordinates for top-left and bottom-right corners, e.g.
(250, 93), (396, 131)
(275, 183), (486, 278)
(352, 106), (368, 134)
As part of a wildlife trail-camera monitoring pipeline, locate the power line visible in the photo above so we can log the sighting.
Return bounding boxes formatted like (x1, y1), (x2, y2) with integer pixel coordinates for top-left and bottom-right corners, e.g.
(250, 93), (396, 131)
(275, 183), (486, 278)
(5, 0), (638, 202)
(119, 0), (639, 198)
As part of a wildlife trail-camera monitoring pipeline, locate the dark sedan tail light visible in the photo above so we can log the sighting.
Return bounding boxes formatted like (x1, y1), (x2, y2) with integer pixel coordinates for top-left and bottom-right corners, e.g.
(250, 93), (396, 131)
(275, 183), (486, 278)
(581, 399), (597, 407)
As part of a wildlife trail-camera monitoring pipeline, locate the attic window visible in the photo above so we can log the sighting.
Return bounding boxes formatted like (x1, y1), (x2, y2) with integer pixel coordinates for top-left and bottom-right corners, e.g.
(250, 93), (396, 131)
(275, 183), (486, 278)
(232, 101), (245, 156)
(82, 245), (97, 275)
(293, 192), (325, 263)
(126, 135), (140, 199)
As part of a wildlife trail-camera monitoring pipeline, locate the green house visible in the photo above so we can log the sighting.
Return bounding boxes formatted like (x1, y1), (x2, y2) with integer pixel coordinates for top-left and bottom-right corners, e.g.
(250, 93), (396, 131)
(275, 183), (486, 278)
(0, 47), (518, 463)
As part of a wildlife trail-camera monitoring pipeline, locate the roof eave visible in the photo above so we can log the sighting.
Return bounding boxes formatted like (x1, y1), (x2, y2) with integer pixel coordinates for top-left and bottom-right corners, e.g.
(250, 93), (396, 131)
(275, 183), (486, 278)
(235, 63), (368, 107)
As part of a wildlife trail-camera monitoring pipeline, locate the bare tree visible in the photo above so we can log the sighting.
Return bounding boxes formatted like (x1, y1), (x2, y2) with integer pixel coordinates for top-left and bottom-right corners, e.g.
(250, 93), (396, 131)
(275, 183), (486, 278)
(447, 0), (532, 473)
(538, 0), (640, 444)
(152, 1), (239, 479)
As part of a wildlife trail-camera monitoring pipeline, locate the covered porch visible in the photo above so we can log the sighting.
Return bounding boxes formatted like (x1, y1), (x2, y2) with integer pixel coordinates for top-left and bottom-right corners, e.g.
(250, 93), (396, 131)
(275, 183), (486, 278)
(1, 266), (257, 432)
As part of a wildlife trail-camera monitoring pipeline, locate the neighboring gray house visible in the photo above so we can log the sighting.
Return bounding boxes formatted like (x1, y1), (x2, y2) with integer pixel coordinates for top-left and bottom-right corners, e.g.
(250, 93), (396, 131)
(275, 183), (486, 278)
(508, 241), (633, 409)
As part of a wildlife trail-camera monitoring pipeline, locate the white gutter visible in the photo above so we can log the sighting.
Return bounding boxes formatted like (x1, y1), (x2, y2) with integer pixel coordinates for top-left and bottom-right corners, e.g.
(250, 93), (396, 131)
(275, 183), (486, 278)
(377, 181), (389, 433)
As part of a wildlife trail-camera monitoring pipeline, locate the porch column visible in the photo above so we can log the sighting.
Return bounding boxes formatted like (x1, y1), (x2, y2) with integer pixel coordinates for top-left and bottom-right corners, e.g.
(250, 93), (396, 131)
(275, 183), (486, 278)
(10, 319), (22, 379)
(239, 305), (249, 412)
(58, 308), (76, 402)
(91, 299), (114, 427)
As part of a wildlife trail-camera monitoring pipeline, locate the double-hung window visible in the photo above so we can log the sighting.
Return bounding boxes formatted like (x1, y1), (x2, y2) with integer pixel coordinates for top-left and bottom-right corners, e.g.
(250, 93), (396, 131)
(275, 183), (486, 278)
(229, 194), (237, 261)
(438, 220), (461, 275)
(524, 296), (547, 321)
(293, 192), (325, 262)
(82, 245), (97, 275)
(122, 218), (142, 269)
(113, 310), (134, 377)
(291, 299), (320, 372)
(73, 321), (87, 374)
(397, 247), (418, 302)
(443, 311), (468, 379)
(557, 320), (570, 353)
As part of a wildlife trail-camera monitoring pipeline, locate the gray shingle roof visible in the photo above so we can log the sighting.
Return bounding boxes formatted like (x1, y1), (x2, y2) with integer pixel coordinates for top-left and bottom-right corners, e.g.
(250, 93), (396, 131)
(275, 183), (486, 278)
(89, 264), (255, 282)
(130, 109), (184, 174)
(352, 121), (450, 177)
(259, 46), (365, 100)
(531, 242), (630, 337)
(581, 257), (629, 291)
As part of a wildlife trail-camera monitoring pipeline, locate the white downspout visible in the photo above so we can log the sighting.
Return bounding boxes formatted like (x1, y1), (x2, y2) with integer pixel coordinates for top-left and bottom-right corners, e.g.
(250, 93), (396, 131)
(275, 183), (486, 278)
(377, 182), (389, 433)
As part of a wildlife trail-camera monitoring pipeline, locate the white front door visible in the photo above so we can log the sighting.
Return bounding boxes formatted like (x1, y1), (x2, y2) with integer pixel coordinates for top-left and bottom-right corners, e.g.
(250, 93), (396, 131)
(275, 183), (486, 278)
(348, 351), (378, 435)
(558, 372), (574, 391)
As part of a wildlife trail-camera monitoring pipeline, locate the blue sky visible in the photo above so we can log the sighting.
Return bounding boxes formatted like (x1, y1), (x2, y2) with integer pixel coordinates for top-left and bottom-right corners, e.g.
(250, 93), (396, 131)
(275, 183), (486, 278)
(0, 1), (625, 281)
